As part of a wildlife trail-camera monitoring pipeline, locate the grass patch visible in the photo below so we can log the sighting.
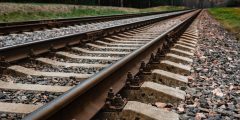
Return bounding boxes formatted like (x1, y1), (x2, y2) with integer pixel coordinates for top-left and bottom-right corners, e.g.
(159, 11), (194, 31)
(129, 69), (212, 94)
(208, 7), (240, 39)
(0, 3), (185, 22)
(140, 6), (186, 12)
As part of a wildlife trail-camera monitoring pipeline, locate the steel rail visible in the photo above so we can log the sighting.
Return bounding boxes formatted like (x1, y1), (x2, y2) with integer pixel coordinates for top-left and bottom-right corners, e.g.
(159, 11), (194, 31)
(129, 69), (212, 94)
(0, 9), (189, 35)
(24, 10), (200, 120)
(0, 10), (193, 63)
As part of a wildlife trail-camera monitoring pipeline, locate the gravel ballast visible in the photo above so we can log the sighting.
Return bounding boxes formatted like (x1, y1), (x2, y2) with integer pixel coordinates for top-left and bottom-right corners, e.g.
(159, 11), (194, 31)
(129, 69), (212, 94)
(21, 61), (102, 74)
(51, 55), (115, 64)
(178, 10), (240, 120)
(0, 89), (62, 104)
(1, 75), (82, 86)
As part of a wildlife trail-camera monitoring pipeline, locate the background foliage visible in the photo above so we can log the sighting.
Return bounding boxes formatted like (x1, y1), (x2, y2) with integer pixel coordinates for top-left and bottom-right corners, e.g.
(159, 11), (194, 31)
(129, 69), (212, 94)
(0, 0), (239, 8)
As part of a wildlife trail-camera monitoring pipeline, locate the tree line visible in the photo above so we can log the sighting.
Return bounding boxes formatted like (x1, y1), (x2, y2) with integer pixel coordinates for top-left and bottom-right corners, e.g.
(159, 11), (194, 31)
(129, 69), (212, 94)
(0, 0), (239, 8)
(0, 0), (184, 8)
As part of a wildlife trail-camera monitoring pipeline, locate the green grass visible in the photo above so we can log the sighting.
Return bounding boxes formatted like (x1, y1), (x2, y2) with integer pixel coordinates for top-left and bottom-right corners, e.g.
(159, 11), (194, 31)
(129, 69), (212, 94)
(140, 6), (186, 12)
(1, 8), (130, 22)
(0, 3), (186, 22)
(208, 8), (240, 39)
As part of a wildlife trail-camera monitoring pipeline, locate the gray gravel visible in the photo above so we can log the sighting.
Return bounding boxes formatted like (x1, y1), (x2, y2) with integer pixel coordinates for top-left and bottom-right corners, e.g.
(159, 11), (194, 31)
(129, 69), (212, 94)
(0, 89), (61, 104)
(0, 112), (24, 120)
(0, 10), (190, 48)
(177, 10), (240, 120)
(94, 41), (143, 47)
(69, 49), (126, 57)
(1, 75), (82, 86)
(81, 45), (136, 52)
(20, 61), (102, 74)
(53, 55), (115, 64)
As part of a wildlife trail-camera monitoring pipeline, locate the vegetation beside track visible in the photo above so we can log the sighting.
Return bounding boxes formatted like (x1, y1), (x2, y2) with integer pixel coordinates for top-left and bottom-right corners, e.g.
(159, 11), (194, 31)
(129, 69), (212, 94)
(0, 3), (186, 22)
(208, 8), (240, 39)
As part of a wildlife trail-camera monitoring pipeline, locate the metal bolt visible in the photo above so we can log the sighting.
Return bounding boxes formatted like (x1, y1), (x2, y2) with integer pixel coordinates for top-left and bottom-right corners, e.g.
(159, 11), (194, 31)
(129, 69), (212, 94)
(69, 76), (76, 81)
(138, 68), (144, 79)
(140, 61), (145, 70)
(145, 63), (151, 72)
(149, 53), (155, 64)
(156, 48), (161, 57)
(162, 44), (168, 54)
(133, 76), (140, 86)
(125, 81), (131, 88)
(106, 88), (114, 102)
(127, 72), (133, 80)
(105, 101), (111, 107)
(114, 94), (124, 107)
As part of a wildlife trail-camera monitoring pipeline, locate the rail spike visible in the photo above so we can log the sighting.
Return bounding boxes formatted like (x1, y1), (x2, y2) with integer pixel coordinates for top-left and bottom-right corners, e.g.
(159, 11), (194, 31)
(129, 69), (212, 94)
(149, 53), (159, 64)
(125, 71), (143, 90)
(149, 53), (155, 64)
(162, 41), (169, 54)
(137, 68), (144, 79)
(140, 61), (146, 70)
(106, 88), (115, 102)
(144, 63), (151, 74)
(104, 88), (127, 112)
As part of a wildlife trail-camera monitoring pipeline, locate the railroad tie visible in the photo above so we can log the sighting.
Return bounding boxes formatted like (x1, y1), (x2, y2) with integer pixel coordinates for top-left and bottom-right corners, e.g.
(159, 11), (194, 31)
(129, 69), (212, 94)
(179, 38), (197, 44)
(174, 43), (196, 52)
(153, 60), (191, 75)
(36, 58), (108, 68)
(182, 33), (198, 37)
(0, 102), (42, 114)
(8, 65), (92, 79)
(96, 41), (143, 46)
(151, 69), (189, 87)
(105, 101), (179, 120)
(164, 53), (193, 64)
(72, 47), (130, 55)
(179, 36), (198, 43)
(118, 35), (157, 39)
(127, 81), (186, 104)
(181, 34), (199, 40)
(56, 51), (120, 60)
(177, 41), (196, 47)
(104, 37), (147, 43)
(121, 32), (136, 36)
(86, 43), (138, 50)
(170, 48), (194, 57)
(0, 81), (71, 93)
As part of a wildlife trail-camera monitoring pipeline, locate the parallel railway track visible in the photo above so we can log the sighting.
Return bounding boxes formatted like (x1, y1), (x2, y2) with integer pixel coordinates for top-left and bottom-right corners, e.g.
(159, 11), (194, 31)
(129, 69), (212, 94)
(0, 9), (200, 119)
(0, 9), (189, 35)
(0, 10), (192, 62)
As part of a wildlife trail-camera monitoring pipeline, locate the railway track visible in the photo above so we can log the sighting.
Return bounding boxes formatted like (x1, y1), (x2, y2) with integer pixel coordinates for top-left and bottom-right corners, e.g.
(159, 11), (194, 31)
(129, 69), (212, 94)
(0, 9), (189, 35)
(0, 9), (200, 119)
(0, 10), (192, 62)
